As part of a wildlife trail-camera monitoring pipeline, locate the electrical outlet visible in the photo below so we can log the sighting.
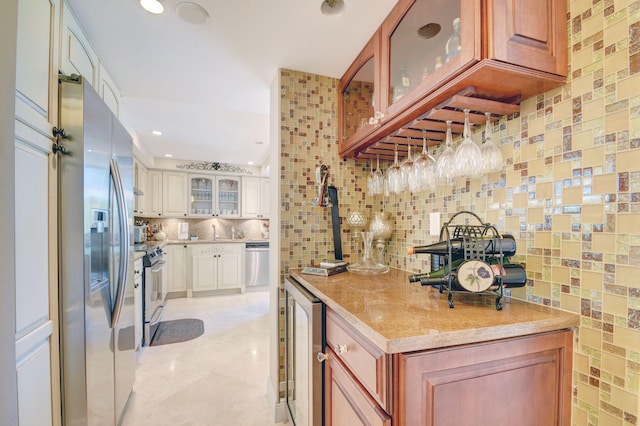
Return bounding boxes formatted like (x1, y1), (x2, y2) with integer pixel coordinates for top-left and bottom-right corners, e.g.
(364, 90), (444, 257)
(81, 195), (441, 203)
(430, 212), (440, 236)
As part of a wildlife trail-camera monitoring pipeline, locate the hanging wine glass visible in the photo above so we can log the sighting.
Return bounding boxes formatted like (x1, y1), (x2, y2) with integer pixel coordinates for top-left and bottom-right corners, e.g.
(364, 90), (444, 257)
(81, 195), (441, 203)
(436, 120), (457, 184)
(480, 112), (503, 173)
(454, 109), (482, 178)
(386, 144), (403, 194)
(413, 129), (437, 192)
(373, 154), (384, 195)
(367, 160), (375, 195)
(400, 138), (417, 193)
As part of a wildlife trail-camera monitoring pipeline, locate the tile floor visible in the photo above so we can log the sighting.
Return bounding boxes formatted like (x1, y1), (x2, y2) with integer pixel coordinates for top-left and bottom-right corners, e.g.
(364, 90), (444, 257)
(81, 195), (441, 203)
(121, 289), (284, 426)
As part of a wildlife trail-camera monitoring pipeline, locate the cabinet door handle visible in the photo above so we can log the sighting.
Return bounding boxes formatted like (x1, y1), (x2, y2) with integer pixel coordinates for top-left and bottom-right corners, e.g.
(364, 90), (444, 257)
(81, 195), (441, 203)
(334, 344), (348, 355)
(316, 352), (328, 363)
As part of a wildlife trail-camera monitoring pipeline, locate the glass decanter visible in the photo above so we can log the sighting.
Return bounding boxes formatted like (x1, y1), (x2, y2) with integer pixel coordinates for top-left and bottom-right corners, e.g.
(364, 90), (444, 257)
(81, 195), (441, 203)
(347, 231), (390, 275)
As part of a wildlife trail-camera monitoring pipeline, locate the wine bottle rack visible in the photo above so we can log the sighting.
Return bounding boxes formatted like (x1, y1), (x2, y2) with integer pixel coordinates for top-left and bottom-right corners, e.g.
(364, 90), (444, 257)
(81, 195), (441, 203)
(432, 210), (509, 310)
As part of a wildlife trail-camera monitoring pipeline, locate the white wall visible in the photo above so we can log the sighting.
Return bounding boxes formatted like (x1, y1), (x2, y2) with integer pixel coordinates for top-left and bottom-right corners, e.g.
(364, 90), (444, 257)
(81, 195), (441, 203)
(0, 0), (19, 424)
(267, 72), (283, 420)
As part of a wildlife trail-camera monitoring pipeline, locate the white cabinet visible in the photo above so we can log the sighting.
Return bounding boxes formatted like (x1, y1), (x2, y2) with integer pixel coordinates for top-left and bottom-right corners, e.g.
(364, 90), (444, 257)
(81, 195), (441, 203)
(188, 174), (214, 217)
(189, 174), (241, 218)
(214, 176), (241, 218)
(189, 244), (244, 293)
(15, 0), (60, 138)
(162, 171), (189, 217)
(60, 1), (99, 87)
(259, 178), (270, 218)
(14, 0), (60, 423)
(147, 170), (162, 216)
(133, 157), (148, 216)
(98, 62), (120, 117)
(241, 177), (269, 218)
(166, 244), (187, 294)
(139, 171), (249, 218)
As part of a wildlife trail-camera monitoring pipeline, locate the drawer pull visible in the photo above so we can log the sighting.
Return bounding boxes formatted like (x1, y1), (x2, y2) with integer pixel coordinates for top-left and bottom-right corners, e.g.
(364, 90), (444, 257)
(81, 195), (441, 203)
(335, 344), (349, 355)
(316, 352), (328, 363)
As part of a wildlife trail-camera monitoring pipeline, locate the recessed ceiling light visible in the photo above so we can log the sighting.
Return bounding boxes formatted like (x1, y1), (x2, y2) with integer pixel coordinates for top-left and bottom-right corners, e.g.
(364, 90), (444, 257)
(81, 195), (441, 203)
(152, 130), (162, 135)
(248, 161), (254, 165)
(320, 0), (345, 17)
(255, 141), (264, 145)
(164, 154), (173, 157)
(140, 0), (164, 14)
(175, 2), (210, 25)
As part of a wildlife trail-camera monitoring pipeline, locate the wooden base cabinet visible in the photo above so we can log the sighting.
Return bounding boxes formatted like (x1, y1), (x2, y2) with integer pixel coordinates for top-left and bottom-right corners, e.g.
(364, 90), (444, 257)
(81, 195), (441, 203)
(395, 330), (574, 426)
(322, 306), (574, 426)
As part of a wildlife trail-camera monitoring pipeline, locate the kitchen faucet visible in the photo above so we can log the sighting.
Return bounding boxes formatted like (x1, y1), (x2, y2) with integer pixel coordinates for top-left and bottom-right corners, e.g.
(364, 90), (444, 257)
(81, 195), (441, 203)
(212, 224), (216, 241)
(231, 226), (236, 240)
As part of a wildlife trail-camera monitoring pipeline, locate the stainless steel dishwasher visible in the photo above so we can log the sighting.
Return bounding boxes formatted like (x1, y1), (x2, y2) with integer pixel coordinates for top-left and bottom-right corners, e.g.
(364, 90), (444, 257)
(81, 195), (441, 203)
(245, 241), (269, 286)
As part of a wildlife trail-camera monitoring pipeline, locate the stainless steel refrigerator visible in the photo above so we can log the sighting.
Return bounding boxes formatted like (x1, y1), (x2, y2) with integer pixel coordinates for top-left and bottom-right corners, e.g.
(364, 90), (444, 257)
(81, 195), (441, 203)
(58, 74), (135, 425)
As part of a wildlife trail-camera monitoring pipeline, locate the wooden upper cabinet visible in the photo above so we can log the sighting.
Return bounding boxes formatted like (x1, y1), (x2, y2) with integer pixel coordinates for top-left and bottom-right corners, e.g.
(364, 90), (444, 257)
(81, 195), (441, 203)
(338, 0), (567, 159)
(487, 0), (568, 76)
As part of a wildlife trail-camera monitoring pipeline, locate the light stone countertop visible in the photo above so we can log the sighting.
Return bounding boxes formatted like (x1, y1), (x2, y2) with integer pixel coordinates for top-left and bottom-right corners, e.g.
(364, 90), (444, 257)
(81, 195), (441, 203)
(163, 238), (268, 245)
(289, 268), (579, 354)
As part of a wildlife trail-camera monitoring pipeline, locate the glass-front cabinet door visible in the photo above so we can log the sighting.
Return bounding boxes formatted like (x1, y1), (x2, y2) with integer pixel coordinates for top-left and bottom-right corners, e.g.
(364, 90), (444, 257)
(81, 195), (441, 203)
(189, 175), (214, 217)
(381, 0), (478, 116)
(339, 32), (380, 153)
(215, 176), (240, 217)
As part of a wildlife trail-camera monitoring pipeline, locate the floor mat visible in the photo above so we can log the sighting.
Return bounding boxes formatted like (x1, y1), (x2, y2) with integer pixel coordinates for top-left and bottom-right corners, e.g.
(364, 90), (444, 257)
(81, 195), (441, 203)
(150, 318), (205, 346)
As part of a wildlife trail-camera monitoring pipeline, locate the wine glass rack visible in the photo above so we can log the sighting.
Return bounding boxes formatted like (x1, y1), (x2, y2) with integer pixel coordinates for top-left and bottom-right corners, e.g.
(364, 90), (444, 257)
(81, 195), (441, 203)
(433, 210), (508, 310)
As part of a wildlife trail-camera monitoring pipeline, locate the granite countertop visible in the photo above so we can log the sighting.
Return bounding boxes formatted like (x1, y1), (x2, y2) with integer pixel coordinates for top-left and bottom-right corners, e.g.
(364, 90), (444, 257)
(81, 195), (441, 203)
(163, 238), (268, 245)
(289, 268), (579, 354)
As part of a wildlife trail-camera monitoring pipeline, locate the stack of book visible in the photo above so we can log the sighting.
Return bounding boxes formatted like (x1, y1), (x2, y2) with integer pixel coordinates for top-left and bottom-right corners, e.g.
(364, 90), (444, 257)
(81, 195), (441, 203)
(302, 259), (348, 276)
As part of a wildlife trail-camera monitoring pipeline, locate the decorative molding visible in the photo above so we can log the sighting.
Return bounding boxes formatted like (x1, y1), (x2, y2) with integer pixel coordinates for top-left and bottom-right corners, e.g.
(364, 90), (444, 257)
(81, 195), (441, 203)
(176, 161), (253, 175)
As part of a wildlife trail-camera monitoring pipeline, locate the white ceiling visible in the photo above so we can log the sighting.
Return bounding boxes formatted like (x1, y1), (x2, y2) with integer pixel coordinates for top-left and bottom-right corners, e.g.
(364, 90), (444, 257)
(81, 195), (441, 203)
(65, 0), (397, 167)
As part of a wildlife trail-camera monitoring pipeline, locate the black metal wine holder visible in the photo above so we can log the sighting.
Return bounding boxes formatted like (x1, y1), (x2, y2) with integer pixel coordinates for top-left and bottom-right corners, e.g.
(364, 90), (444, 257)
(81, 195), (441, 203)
(433, 210), (507, 310)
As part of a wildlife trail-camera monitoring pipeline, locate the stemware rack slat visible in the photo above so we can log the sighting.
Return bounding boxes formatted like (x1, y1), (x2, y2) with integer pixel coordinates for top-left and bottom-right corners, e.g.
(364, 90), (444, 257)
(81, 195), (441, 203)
(355, 87), (520, 161)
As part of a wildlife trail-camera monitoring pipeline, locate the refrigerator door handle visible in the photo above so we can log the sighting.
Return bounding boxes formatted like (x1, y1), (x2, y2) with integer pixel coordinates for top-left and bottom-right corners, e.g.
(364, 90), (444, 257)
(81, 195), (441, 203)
(110, 159), (130, 328)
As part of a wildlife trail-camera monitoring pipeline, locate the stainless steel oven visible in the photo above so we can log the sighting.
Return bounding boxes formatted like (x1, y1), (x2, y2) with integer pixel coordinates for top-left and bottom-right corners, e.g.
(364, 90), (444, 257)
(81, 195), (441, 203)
(143, 247), (167, 345)
(284, 277), (324, 426)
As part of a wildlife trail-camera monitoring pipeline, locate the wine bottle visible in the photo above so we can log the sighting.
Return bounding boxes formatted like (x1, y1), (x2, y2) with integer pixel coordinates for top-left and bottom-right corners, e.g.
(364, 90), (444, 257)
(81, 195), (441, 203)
(408, 258), (464, 283)
(445, 17), (462, 63)
(393, 61), (411, 102)
(407, 234), (516, 257)
(417, 263), (527, 290)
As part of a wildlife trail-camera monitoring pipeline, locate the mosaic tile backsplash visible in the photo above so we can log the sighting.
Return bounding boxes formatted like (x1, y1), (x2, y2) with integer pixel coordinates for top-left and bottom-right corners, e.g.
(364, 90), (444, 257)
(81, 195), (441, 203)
(278, 1), (640, 423)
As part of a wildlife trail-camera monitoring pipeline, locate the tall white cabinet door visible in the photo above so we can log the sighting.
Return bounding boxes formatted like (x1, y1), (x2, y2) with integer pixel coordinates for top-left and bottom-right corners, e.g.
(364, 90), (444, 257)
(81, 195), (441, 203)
(148, 170), (163, 216)
(260, 178), (270, 218)
(60, 2), (98, 87)
(15, 0), (59, 424)
(162, 172), (188, 217)
(15, 141), (54, 426)
(98, 62), (119, 117)
(241, 177), (269, 218)
(15, 0), (60, 138)
(241, 177), (261, 218)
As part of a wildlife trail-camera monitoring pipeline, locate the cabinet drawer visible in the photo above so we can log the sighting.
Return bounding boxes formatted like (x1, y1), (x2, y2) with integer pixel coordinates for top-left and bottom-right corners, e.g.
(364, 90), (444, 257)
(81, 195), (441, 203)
(325, 308), (390, 411)
(325, 348), (391, 426)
